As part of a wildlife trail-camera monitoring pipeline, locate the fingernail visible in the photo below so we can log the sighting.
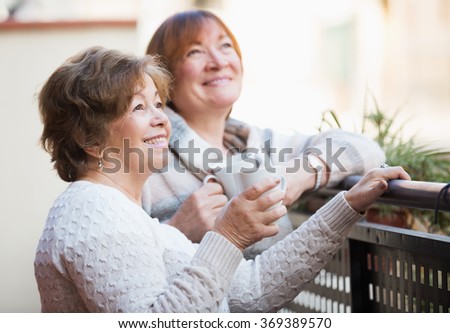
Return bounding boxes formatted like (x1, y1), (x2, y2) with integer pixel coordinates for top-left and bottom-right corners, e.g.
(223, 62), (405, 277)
(379, 180), (388, 190)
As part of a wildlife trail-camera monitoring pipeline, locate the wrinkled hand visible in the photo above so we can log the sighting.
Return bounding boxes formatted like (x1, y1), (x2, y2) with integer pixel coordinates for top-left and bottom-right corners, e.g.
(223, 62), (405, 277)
(213, 177), (287, 251)
(168, 183), (227, 243)
(344, 166), (411, 212)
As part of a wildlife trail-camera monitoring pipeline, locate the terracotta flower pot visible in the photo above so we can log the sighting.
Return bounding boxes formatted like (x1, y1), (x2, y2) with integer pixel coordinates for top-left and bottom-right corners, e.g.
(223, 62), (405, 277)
(366, 208), (410, 229)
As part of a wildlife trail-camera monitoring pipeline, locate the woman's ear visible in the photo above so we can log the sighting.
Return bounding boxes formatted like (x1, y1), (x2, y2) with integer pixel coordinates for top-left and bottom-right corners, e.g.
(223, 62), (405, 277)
(84, 146), (101, 159)
(75, 130), (102, 159)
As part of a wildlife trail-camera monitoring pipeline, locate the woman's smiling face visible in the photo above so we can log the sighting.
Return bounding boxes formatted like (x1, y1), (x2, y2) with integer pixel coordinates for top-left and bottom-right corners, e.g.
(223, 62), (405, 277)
(172, 18), (243, 116)
(104, 73), (171, 175)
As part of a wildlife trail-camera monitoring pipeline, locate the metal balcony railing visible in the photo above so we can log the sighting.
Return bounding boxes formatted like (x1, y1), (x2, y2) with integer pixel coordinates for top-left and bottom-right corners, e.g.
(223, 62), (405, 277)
(282, 178), (450, 313)
(325, 175), (450, 212)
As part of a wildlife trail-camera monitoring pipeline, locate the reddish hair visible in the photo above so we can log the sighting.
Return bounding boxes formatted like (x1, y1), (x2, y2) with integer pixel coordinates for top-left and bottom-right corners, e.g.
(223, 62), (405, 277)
(146, 10), (242, 76)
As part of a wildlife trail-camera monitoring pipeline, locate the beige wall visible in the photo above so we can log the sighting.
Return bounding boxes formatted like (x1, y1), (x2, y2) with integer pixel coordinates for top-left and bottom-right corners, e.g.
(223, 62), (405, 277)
(0, 24), (138, 312)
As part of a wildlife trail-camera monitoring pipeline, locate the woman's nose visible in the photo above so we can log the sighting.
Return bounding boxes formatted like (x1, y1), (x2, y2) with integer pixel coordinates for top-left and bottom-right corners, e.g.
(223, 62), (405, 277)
(206, 50), (228, 69)
(150, 109), (169, 127)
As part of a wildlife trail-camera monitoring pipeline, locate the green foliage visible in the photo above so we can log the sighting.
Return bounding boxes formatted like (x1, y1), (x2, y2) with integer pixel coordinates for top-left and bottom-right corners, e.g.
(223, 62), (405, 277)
(318, 96), (450, 234)
(362, 107), (449, 183)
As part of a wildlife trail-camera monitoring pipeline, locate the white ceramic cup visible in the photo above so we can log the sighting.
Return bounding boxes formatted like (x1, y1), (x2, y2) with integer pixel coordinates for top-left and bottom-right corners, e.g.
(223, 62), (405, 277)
(203, 155), (286, 209)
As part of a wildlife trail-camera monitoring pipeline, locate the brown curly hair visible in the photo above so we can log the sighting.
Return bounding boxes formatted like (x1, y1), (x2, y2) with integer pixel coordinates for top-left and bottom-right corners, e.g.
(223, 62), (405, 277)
(39, 46), (171, 182)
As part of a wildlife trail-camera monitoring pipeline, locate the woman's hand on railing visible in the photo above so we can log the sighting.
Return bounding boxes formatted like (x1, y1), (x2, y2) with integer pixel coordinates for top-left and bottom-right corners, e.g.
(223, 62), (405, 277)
(344, 166), (411, 213)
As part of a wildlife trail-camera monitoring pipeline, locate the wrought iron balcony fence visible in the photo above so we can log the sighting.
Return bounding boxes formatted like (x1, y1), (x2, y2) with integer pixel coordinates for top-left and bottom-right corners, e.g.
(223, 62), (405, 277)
(283, 177), (450, 313)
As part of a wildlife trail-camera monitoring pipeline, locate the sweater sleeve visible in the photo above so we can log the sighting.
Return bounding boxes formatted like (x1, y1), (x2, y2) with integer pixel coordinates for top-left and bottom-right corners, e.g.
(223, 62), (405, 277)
(227, 191), (361, 312)
(305, 129), (386, 186)
(249, 126), (386, 186)
(66, 224), (242, 312)
(48, 185), (242, 312)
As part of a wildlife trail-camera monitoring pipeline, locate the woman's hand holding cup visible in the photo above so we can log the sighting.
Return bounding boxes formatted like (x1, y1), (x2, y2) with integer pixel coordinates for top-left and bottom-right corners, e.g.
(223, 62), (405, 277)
(213, 177), (287, 251)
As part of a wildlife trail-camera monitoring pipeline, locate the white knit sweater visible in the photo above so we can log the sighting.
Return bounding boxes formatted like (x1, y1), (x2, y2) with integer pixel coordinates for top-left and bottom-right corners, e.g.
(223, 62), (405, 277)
(34, 181), (361, 312)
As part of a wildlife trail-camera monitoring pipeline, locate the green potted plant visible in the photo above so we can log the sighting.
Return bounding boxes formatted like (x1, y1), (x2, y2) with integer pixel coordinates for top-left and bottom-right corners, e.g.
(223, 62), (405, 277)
(314, 96), (450, 235)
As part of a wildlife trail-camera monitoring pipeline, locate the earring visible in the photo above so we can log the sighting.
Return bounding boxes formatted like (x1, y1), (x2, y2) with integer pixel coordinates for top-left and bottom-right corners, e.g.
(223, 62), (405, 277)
(98, 158), (103, 169)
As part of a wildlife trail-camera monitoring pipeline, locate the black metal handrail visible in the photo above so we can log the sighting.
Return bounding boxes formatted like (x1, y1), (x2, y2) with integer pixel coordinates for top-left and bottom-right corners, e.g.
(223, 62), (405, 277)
(321, 176), (450, 212)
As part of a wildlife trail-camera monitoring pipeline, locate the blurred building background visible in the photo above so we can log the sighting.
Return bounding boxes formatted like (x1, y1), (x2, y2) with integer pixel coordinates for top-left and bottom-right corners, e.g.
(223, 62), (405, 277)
(0, 0), (448, 312)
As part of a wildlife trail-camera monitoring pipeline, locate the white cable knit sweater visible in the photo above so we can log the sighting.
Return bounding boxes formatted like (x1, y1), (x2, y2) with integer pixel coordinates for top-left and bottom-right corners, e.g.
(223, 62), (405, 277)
(34, 181), (361, 312)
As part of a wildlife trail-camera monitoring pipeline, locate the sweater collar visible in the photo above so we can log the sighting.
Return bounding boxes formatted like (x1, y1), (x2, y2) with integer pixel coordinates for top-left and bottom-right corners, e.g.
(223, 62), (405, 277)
(165, 107), (218, 176)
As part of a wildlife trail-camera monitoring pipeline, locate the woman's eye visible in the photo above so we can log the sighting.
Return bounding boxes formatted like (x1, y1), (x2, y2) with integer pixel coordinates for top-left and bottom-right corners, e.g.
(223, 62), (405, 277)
(186, 48), (201, 57)
(133, 104), (145, 112)
(222, 42), (233, 49)
(155, 102), (163, 109)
